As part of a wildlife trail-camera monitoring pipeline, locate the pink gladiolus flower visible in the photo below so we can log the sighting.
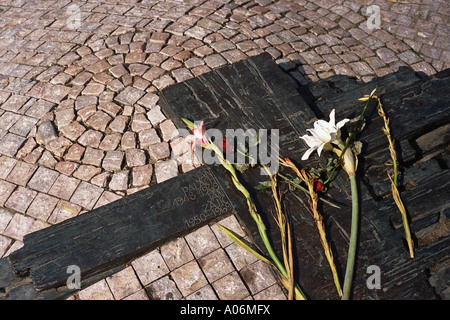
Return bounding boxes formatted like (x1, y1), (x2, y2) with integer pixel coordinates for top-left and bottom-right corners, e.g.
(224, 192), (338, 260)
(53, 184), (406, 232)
(185, 121), (209, 150)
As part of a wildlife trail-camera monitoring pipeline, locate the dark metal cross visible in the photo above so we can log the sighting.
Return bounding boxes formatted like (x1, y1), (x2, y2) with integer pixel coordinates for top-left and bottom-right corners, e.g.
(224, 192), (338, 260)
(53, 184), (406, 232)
(2, 54), (449, 300)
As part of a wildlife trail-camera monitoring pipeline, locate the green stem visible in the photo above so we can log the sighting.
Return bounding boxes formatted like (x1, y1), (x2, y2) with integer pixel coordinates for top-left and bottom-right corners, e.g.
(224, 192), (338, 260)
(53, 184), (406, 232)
(257, 222), (286, 276)
(257, 223), (307, 300)
(342, 174), (359, 300)
(216, 144), (307, 299)
(324, 94), (373, 186)
(277, 173), (341, 209)
(204, 136), (308, 298)
(323, 141), (349, 186)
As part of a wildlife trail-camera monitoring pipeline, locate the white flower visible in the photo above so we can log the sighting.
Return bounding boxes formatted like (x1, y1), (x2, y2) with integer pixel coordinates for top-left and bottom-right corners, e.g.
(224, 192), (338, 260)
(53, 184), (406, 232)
(300, 109), (350, 160)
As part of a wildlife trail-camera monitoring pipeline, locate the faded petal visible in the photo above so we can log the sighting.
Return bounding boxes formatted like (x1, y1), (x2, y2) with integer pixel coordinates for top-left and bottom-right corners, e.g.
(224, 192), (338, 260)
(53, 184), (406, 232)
(199, 121), (206, 135)
(329, 109), (336, 127)
(316, 141), (329, 157)
(316, 119), (335, 132)
(193, 127), (203, 139)
(301, 146), (317, 161)
(185, 134), (197, 150)
(336, 118), (350, 130)
(308, 126), (332, 143)
(301, 134), (322, 148)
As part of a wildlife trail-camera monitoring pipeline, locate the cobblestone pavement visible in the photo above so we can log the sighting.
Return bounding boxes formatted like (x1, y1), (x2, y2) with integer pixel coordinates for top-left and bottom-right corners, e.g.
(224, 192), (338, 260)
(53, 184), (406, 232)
(0, 0), (448, 300)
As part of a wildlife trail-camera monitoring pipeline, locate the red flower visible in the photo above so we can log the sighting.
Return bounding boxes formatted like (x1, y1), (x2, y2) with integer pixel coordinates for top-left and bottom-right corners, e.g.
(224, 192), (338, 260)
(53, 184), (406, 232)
(217, 137), (233, 154)
(313, 178), (324, 192)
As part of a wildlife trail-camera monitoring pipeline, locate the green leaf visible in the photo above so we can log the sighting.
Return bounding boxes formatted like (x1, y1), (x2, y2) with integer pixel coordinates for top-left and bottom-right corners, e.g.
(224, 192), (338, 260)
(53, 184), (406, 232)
(234, 163), (250, 173)
(217, 224), (269, 263)
(254, 180), (272, 191)
(287, 177), (302, 192)
(325, 157), (338, 172)
(348, 116), (366, 135)
(181, 118), (195, 130)
(310, 166), (326, 177)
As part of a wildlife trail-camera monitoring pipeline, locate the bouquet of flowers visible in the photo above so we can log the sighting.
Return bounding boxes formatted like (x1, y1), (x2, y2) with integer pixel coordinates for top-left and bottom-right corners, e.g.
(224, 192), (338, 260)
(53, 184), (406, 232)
(181, 88), (413, 300)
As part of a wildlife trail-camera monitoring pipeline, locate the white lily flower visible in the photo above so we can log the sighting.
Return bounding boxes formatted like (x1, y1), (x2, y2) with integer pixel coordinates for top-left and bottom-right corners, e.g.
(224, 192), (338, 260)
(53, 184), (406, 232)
(300, 109), (350, 160)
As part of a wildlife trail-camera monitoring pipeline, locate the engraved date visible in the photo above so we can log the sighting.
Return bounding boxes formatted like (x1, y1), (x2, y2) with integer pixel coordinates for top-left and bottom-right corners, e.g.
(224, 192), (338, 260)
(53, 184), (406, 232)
(184, 213), (210, 228)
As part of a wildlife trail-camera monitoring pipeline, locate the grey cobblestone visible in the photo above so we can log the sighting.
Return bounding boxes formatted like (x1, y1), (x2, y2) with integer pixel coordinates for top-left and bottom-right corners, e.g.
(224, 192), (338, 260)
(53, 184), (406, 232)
(0, 0), (447, 301)
(5, 187), (37, 215)
(109, 170), (129, 191)
(0, 133), (26, 157)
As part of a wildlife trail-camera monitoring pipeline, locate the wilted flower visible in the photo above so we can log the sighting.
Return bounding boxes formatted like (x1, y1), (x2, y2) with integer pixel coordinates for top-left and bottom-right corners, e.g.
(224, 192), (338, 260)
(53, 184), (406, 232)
(313, 178), (324, 192)
(300, 109), (350, 160)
